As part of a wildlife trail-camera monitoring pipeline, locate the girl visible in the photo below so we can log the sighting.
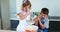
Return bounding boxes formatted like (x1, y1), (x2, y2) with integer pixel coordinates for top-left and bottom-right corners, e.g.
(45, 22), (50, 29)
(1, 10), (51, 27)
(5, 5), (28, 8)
(16, 0), (31, 32)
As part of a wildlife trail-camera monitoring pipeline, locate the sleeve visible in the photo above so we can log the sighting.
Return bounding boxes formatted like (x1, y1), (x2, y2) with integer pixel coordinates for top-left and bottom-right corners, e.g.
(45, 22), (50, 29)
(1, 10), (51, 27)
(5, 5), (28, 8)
(17, 10), (23, 15)
(17, 10), (23, 19)
(44, 18), (49, 28)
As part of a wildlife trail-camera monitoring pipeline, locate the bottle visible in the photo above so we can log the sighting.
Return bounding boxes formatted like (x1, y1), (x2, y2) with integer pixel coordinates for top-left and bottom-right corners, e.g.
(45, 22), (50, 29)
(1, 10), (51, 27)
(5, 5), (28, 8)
(37, 10), (40, 17)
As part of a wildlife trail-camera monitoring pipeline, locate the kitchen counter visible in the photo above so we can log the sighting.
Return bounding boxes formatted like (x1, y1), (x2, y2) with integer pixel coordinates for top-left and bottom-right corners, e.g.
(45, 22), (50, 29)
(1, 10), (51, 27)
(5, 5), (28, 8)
(10, 17), (60, 31)
(10, 17), (60, 21)
(0, 30), (16, 32)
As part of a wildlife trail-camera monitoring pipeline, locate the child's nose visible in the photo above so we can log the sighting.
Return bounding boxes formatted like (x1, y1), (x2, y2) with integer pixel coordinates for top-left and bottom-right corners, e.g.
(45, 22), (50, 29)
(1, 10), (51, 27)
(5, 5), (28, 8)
(42, 16), (45, 18)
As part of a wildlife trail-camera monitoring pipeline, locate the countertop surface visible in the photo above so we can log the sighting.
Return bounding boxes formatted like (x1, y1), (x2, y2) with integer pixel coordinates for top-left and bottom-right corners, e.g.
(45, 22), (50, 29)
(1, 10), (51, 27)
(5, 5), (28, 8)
(10, 18), (60, 21)
(0, 30), (16, 32)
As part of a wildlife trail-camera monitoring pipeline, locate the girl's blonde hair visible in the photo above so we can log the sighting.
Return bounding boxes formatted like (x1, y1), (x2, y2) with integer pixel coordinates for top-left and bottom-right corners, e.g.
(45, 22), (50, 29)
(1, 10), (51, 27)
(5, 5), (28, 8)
(21, 0), (31, 9)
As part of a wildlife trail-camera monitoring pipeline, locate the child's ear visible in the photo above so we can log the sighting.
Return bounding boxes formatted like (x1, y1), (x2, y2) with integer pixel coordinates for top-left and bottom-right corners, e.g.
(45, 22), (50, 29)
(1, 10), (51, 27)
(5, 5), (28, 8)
(46, 15), (48, 18)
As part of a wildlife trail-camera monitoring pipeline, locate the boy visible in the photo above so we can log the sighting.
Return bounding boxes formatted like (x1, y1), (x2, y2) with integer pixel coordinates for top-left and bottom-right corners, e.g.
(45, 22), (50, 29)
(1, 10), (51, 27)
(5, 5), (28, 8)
(34, 8), (49, 32)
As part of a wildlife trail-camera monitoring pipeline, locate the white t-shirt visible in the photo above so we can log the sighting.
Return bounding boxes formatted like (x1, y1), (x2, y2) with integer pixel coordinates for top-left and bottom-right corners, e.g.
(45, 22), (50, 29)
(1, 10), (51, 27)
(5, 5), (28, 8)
(44, 17), (49, 28)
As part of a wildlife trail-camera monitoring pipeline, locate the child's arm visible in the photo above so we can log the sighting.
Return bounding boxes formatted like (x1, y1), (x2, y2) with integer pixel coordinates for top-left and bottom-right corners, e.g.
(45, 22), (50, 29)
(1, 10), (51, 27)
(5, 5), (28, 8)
(34, 17), (39, 26)
(17, 11), (30, 20)
(39, 19), (45, 29)
(39, 21), (45, 29)
(17, 14), (27, 20)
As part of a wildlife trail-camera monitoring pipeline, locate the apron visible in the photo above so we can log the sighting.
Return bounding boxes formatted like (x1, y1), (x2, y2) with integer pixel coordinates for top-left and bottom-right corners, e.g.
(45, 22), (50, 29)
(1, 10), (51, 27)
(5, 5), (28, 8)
(16, 15), (30, 32)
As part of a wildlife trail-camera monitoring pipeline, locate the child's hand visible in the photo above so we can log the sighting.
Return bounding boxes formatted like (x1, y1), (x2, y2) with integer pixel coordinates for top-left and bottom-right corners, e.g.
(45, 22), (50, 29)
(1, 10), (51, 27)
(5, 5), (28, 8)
(26, 11), (30, 15)
(38, 17), (41, 22)
(34, 17), (39, 22)
(34, 17), (39, 26)
(26, 6), (30, 12)
(27, 8), (30, 12)
(26, 7), (30, 15)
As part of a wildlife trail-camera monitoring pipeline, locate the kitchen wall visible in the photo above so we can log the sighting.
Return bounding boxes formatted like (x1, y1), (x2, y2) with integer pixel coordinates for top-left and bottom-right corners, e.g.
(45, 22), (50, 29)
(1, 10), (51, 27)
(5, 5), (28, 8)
(9, 0), (17, 19)
(9, 0), (60, 20)
(29, 0), (60, 16)
(14, 0), (60, 20)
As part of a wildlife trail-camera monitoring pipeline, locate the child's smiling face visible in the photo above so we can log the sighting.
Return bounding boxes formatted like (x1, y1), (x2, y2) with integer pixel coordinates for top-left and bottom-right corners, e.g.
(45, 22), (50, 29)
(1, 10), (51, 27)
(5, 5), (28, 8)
(40, 13), (48, 19)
